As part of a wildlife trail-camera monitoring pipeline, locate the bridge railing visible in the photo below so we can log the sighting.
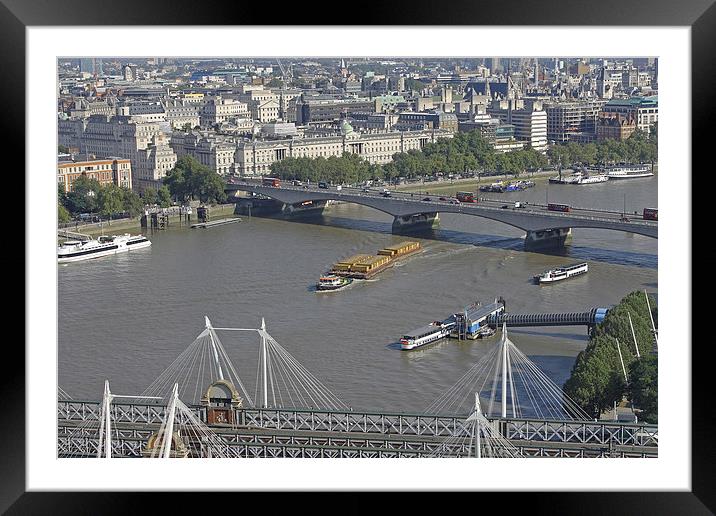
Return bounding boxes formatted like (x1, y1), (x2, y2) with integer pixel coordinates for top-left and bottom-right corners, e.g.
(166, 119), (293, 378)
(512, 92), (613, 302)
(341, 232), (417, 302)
(232, 183), (657, 227)
(58, 400), (657, 448)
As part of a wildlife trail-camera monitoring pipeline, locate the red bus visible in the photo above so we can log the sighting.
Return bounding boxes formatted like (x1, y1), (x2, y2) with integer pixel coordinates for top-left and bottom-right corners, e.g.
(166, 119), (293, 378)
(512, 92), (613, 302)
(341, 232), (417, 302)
(456, 191), (476, 203)
(262, 177), (281, 187)
(643, 208), (658, 221)
(547, 203), (571, 213)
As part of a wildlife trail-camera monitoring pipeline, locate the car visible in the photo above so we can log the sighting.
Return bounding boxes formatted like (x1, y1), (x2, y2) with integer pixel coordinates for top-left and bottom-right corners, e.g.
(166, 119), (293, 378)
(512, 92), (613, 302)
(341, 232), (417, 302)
(292, 180), (303, 186)
(439, 196), (447, 201)
(501, 204), (509, 209)
(381, 191), (392, 197)
(514, 202), (526, 209)
(318, 181), (328, 189)
(362, 187), (370, 193)
(620, 216), (631, 222)
(449, 200), (459, 204)
(302, 185), (309, 189)
(423, 197), (432, 201)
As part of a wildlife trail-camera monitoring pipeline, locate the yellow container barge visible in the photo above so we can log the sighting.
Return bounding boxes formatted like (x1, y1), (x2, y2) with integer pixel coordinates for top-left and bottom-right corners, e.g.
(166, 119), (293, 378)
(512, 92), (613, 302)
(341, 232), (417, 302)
(330, 241), (421, 279)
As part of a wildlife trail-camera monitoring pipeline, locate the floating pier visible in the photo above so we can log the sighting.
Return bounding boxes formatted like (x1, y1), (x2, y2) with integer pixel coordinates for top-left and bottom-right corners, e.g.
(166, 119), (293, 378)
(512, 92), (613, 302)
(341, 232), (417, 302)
(190, 217), (241, 229)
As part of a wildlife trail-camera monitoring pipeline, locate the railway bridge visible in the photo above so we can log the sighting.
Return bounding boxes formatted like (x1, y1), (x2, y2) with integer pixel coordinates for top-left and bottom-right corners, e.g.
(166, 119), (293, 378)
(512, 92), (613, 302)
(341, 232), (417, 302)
(225, 182), (658, 251)
(57, 399), (658, 458)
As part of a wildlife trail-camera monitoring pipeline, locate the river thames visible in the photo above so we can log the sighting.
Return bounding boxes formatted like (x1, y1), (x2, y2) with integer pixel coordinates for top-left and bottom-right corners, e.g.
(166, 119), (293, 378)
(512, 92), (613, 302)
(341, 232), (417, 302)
(58, 175), (657, 414)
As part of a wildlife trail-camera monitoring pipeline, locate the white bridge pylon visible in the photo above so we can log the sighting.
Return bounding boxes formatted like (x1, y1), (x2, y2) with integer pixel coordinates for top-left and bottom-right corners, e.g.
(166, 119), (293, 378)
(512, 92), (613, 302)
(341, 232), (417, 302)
(141, 316), (349, 412)
(424, 324), (591, 422)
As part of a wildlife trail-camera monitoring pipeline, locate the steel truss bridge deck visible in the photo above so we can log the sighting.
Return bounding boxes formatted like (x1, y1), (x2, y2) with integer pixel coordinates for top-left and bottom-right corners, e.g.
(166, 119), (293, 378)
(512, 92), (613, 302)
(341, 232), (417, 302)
(57, 400), (658, 458)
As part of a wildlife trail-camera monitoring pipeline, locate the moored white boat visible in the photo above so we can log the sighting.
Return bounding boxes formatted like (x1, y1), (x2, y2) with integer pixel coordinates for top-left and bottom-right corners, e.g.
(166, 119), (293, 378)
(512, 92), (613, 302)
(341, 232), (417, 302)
(400, 322), (452, 350)
(58, 234), (151, 263)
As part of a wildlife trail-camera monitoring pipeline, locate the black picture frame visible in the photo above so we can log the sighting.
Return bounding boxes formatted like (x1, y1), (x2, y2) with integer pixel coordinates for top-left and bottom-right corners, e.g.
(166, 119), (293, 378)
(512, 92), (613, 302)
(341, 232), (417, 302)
(7, 0), (709, 512)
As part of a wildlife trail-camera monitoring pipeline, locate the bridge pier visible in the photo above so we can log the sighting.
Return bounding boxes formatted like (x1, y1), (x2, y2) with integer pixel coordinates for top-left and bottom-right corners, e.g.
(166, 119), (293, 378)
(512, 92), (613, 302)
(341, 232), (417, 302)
(281, 200), (327, 218)
(392, 212), (440, 234)
(524, 228), (572, 251)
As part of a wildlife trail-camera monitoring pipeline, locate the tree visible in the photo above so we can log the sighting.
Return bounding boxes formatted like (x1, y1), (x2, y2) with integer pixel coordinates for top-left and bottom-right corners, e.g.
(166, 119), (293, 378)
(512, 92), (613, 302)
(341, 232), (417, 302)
(564, 291), (658, 418)
(157, 185), (173, 208)
(164, 155), (227, 203)
(97, 184), (125, 222)
(58, 204), (71, 223)
(122, 188), (145, 217)
(65, 174), (101, 215)
(627, 353), (658, 423)
(142, 188), (158, 206)
(58, 144), (70, 154)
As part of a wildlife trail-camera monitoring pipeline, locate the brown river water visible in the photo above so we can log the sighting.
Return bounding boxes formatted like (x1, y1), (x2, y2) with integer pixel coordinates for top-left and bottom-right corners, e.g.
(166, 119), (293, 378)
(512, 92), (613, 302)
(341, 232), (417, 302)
(58, 175), (657, 414)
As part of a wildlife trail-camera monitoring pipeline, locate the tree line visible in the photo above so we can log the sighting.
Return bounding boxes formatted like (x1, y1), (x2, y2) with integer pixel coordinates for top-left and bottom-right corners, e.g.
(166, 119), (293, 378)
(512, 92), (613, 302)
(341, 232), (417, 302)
(58, 174), (172, 224)
(563, 291), (658, 423)
(270, 129), (657, 185)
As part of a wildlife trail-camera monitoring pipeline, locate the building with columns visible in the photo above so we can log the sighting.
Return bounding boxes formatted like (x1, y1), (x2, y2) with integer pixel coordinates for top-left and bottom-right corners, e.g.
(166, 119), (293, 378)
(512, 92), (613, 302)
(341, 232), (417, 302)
(234, 124), (453, 176)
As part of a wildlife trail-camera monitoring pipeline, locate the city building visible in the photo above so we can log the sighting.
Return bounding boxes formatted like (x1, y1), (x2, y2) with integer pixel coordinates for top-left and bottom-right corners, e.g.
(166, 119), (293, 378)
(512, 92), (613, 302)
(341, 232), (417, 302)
(601, 96), (658, 134)
(234, 125), (453, 176)
(57, 114), (177, 192)
(596, 112), (637, 141)
(296, 96), (376, 125)
(58, 158), (132, 192)
(544, 100), (608, 143)
(170, 131), (237, 176)
(200, 96), (249, 127)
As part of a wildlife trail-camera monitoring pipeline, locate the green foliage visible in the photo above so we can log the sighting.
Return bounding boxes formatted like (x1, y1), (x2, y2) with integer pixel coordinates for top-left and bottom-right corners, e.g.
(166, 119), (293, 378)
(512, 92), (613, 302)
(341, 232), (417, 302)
(121, 188), (145, 217)
(627, 354), (658, 423)
(141, 188), (158, 205)
(97, 184), (125, 219)
(64, 174), (101, 214)
(157, 185), (173, 208)
(564, 291), (658, 420)
(58, 204), (71, 223)
(549, 131), (658, 167)
(163, 156), (226, 204)
(58, 144), (70, 154)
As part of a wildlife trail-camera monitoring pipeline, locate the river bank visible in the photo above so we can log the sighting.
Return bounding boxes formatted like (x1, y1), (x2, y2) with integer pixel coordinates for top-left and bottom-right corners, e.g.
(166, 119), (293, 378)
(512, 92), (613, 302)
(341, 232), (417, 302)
(59, 203), (238, 238)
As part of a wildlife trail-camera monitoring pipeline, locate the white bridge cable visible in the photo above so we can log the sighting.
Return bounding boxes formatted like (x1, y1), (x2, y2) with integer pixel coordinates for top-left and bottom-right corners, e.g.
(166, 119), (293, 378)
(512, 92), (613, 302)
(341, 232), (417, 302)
(137, 318), (347, 412)
(145, 394), (239, 458)
(429, 397), (523, 458)
(139, 328), (254, 406)
(423, 328), (591, 421)
(256, 330), (349, 411)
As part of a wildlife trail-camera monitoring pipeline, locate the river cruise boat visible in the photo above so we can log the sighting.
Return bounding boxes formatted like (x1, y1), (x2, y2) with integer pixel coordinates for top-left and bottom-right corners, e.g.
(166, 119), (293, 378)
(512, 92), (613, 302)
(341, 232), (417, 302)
(316, 274), (353, 291)
(574, 171), (608, 184)
(57, 234), (151, 263)
(605, 164), (653, 179)
(586, 164), (653, 179)
(400, 322), (452, 350)
(534, 262), (588, 284)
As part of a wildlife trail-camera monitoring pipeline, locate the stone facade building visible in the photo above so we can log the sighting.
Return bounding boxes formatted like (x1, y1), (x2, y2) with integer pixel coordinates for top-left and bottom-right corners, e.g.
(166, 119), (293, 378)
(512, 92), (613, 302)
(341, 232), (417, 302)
(57, 158), (132, 192)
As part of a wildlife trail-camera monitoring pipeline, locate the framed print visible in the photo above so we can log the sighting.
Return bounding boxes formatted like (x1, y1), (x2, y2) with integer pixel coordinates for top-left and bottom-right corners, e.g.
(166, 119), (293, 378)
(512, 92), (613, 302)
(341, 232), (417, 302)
(8, 0), (712, 512)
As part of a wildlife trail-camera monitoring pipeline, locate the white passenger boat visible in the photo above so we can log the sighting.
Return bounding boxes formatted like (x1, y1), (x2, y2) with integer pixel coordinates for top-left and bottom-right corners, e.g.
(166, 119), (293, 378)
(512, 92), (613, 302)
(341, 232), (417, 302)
(400, 322), (452, 350)
(574, 172), (608, 184)
(604, 164), (653, 179)
(534, 262), (588, 284)
(57, 234), (151, 263)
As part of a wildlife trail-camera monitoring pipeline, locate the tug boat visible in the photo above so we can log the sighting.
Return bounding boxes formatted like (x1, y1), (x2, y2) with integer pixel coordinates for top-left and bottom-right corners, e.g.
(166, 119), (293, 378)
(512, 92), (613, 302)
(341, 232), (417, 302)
(57, 234), (151, 263)
(316, 274), (353, 291)
(534, 262), (588, 284)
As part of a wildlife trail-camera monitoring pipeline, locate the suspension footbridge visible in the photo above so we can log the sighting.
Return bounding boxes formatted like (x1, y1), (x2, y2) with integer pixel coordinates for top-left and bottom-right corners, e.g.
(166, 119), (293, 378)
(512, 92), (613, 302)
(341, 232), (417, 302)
(57, 317), (658, 459)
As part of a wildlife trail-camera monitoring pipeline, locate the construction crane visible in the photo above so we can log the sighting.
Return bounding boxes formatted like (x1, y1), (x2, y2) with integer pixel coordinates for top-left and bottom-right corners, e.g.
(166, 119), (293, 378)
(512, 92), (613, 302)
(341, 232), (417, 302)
(276, 58), (293, 87)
